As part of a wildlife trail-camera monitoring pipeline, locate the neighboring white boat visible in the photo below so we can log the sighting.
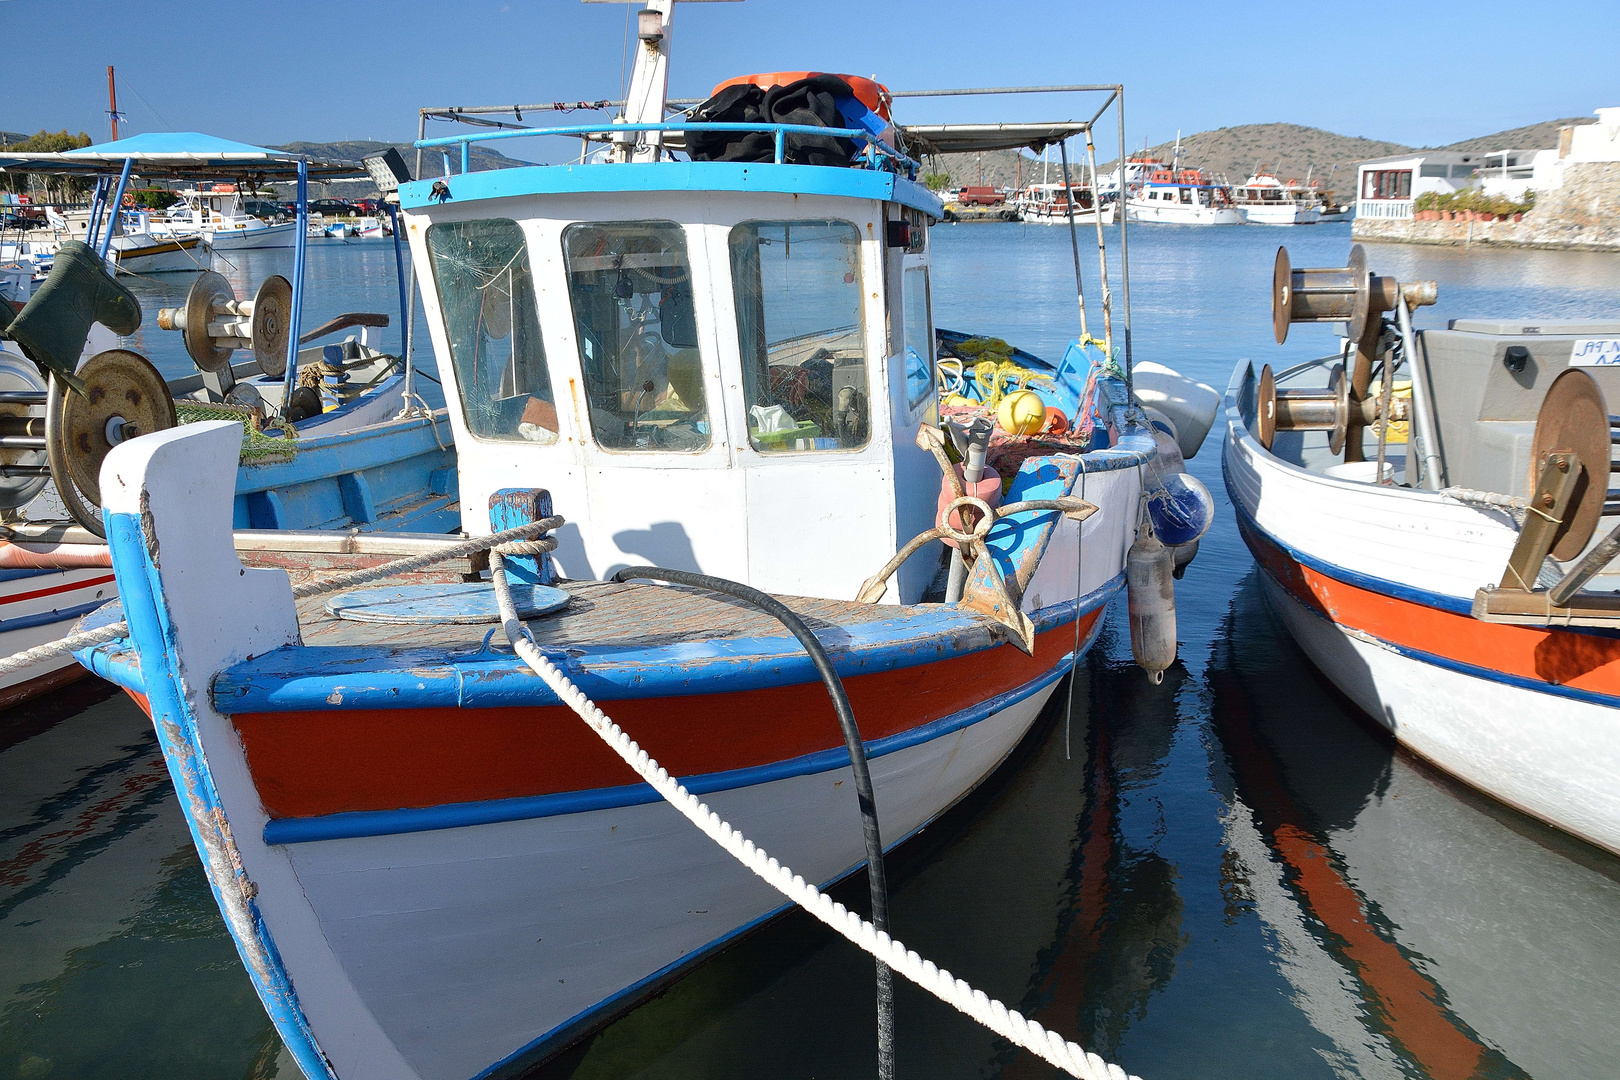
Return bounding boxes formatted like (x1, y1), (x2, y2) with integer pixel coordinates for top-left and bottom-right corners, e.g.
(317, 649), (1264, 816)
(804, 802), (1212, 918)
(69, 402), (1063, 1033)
(155, 183), (298, 251)
(1014, 182), (1115, 225)
(1126, 168), (1245, 224)
(1225, 243), (1620, 857)
(106, 229), (211, 273)
(1231, 172), (1321, 225)
(322, 220), (354, 238)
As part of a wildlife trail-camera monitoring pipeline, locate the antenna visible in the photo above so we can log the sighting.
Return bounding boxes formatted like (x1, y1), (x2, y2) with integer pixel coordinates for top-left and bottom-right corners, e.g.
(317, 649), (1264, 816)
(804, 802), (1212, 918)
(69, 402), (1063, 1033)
(583, 0), (742, 162)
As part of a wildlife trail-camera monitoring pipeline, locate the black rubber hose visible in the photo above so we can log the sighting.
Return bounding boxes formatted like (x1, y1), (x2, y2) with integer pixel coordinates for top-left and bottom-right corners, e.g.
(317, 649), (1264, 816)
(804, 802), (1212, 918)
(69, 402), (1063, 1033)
(611, 565), (896, 1080)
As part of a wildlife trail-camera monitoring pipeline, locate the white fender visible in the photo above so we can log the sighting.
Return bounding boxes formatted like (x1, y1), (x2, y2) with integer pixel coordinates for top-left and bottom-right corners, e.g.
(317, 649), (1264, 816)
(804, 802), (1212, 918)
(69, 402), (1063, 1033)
(1133, 361), (1220, 458)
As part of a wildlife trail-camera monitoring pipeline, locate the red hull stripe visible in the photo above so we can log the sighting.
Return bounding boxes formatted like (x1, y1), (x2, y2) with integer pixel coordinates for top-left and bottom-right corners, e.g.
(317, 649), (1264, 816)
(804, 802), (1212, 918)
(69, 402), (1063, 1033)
(234, 614), (1098, 821)
(0, 574), (117, 607)
(1236, 507), (1620, 701)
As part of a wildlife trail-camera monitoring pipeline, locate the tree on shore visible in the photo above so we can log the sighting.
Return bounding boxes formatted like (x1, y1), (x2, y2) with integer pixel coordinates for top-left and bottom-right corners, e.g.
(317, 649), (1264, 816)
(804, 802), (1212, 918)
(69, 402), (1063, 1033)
(0, 130), (95, 203)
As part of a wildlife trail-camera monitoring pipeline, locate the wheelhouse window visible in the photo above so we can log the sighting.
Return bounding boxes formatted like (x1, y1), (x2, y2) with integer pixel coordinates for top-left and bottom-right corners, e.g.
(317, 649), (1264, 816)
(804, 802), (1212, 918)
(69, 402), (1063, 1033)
(730, 220), (869, 452)
(563, 221), (709, 451)
(425, 218), (557, 443)
(903, 266), (934, 410)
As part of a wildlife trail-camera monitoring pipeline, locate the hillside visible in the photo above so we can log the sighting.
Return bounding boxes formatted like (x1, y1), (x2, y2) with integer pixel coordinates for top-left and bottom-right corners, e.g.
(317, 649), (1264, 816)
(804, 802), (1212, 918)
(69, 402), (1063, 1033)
(273, 139), (535, 194)
(1438, 117), (1595, 154)
(1111, 123), (1413, 190)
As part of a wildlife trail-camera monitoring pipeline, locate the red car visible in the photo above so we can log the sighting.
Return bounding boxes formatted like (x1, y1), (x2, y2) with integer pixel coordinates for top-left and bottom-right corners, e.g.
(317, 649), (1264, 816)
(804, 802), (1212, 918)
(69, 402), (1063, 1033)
(956, 186), (1005, 207)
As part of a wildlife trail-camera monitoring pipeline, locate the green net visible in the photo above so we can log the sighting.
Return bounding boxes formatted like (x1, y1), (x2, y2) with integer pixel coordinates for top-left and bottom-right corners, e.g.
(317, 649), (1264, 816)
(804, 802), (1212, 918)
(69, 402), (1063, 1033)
(175, 401), (299, 464)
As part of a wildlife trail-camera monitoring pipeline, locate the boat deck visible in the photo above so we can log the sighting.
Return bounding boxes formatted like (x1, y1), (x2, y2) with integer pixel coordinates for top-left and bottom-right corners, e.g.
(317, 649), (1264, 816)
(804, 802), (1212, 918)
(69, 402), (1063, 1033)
(291, 577), (979, 655)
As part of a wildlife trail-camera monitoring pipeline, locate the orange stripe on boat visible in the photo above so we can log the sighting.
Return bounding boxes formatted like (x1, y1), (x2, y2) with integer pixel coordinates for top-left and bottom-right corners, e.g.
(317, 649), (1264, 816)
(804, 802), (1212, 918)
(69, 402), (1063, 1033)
(1242, 517), (1620, 695)
(230, 617), (1094, 820)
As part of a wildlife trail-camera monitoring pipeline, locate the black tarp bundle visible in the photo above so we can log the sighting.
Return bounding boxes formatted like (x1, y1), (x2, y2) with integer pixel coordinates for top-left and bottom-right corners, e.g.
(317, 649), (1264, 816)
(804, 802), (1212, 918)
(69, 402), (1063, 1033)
(686, 75), (859, 167)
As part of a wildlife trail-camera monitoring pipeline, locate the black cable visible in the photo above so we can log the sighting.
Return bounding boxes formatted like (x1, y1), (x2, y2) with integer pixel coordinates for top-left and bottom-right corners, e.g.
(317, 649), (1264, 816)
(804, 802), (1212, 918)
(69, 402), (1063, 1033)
(611, 565), (895, 1080)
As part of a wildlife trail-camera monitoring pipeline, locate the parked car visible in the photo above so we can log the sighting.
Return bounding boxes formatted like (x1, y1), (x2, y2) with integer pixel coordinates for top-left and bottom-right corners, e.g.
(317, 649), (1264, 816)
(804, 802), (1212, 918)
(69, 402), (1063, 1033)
(955, 186), (1006, 207)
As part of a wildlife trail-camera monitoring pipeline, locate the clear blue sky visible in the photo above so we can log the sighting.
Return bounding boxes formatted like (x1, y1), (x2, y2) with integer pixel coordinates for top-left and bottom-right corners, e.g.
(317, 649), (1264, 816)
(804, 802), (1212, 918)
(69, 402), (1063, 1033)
(2, 0), (1615, 156)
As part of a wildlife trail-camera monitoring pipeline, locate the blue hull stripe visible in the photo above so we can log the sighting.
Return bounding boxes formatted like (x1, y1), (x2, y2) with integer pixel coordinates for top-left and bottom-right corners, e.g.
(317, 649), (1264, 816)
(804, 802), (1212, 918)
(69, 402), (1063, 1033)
(0, 597), (110, 635)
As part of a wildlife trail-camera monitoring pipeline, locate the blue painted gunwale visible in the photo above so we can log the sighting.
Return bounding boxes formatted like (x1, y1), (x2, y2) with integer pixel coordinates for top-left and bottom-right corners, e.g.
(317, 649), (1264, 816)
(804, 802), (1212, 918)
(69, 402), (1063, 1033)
(96, 511), (334, 1080)
(399, 160), (945, 219)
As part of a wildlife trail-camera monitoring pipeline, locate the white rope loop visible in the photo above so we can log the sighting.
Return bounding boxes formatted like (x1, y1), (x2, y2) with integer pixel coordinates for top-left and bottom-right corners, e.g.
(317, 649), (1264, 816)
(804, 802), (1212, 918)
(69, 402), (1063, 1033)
(488, 550), (1139, 1080)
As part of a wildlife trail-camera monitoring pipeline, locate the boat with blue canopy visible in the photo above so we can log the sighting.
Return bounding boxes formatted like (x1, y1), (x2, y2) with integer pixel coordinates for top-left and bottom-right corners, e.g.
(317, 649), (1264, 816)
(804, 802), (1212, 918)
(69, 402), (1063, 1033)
(0, 132), (457, 704)
(64, 5), (1221, 1077)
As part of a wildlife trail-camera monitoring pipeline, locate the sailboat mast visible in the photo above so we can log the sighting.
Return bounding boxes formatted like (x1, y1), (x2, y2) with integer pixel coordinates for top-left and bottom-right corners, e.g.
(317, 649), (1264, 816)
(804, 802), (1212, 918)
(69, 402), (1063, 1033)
(107, 66), (119, 140)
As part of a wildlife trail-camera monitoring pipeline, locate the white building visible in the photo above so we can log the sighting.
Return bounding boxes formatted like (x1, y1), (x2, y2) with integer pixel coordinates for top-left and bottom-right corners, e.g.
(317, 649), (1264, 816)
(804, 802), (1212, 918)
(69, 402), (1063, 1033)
(1356, 107), (1620, 220)
(1355, 151), (1483, 220)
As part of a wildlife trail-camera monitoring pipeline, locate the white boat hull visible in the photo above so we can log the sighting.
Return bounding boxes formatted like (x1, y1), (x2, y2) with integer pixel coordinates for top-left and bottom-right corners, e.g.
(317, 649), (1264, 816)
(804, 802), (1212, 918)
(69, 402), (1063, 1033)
(1239, 202), (1321, 225)
(206, 220), (300, 251)
(110, 234), (210, 273)
(278, 681), (1060, 1080)
(1222, 360), (1620, 855)
(1019, 204), (1115, 226)
(1125, 200), (1245, 225)
(0, 564), (116, 705)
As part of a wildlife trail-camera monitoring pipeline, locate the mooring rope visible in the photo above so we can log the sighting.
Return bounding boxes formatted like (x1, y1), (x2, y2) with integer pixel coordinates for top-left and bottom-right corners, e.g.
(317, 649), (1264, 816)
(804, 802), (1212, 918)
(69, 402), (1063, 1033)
(0, 518), (560, 678)
(488, 546), (1140, 1080)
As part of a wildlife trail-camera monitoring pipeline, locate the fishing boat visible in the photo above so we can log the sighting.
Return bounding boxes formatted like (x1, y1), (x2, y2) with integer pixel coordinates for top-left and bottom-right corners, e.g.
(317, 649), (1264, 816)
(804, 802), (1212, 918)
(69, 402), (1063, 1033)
(1014, 182), (1115, 225)
(64, 9), (1219, 1077)
(153, 179), (299, 250)
(1230, 172), (1321, 225)
(31, 203), (214, 273)
(0, 135), (455, 706)
(1224, 242), (1620, 856)
(1126, 167), (1245, 225)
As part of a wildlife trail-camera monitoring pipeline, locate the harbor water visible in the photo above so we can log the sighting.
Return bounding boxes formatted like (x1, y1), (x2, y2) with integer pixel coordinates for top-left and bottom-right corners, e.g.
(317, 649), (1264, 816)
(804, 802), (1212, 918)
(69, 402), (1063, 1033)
(5, 225), (1620, 1079)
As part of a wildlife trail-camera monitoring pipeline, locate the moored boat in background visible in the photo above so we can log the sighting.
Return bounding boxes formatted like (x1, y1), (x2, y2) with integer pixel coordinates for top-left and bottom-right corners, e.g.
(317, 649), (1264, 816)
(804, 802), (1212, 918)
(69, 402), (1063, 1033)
(1224, 242), (1620, 855)
(0, 135), (456, 706)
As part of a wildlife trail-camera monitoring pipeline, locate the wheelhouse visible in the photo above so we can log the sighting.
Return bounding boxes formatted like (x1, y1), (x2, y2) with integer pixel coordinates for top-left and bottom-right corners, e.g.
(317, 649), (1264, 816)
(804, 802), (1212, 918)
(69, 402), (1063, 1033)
(402, 160), (945, 602)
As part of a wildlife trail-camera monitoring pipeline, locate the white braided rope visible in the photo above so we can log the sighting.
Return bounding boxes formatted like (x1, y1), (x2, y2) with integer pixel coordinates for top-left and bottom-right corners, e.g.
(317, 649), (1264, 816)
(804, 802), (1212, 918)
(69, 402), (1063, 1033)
(1440, 487), (1528, 513)
(0, 519), (562, 676)
(488, 550), (1138, 1080)
(0, 619), (130, 678)
(289, 519), (561, 599)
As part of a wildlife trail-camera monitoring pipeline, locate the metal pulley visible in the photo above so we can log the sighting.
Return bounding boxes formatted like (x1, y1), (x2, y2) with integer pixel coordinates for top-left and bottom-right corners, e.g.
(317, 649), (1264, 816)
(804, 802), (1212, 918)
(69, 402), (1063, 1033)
(0, 353), (51, 510)
(1255, 363), (1350, 453)
(157, 272), (293, 378)
(1272, 244), (1438, 345)
(44, 349), (178, 536)
(1528, 368), (1610, 562)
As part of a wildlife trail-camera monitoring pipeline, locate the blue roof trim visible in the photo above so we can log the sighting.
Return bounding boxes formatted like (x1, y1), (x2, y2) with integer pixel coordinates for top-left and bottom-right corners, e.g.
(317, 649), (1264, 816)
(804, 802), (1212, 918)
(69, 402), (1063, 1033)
(261, 598), (1110, 846)
(399, 160), (945, 218)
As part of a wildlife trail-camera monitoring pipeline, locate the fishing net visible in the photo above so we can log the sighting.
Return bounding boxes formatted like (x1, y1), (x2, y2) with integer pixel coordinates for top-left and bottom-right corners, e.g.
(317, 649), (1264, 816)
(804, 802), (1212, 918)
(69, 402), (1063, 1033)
(175, 400), (299, 464)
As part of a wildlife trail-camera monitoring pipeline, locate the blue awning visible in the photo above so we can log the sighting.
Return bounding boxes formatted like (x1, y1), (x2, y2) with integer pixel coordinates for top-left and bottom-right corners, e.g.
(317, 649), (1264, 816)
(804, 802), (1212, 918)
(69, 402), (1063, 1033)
(0, 132), (364, 179)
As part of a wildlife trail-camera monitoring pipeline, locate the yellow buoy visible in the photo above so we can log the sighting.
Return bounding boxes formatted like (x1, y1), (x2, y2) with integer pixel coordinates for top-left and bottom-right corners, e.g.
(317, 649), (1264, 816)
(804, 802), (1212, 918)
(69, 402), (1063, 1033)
(997, 389), (1046, 436)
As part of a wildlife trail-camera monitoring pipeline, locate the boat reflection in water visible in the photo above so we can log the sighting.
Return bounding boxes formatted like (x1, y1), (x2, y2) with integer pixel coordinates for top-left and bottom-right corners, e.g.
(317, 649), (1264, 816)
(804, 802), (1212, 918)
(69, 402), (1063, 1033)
(1210, 574), (1620, 1080)
(537, 574), (1620, 1080)
(0, 684), (288, 1078)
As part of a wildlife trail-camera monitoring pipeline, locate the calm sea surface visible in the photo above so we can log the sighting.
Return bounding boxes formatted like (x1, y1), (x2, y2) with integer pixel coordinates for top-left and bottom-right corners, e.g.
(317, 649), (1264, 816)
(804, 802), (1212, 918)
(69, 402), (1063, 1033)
(5, 225), (1620, 1080)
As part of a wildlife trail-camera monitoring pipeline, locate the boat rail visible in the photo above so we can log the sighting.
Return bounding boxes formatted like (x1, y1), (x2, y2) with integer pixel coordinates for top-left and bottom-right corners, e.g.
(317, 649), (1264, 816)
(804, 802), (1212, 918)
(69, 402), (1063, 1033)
(415, 120), (920, 176)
